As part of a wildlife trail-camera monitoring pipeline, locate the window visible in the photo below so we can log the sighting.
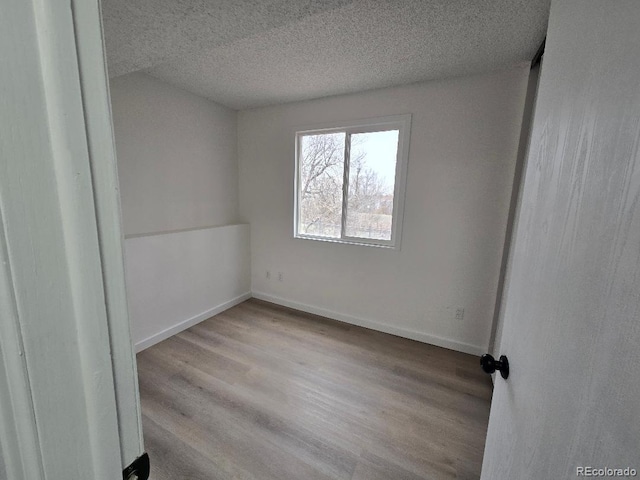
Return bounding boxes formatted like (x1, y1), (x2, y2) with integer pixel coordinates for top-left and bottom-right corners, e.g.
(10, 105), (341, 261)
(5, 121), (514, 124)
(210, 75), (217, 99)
(294, 114), (411, 248)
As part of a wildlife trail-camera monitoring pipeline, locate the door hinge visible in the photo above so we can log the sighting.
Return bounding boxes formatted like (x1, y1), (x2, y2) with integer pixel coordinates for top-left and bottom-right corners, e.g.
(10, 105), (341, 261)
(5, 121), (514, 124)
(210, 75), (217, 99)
(123, 452), (150, 480)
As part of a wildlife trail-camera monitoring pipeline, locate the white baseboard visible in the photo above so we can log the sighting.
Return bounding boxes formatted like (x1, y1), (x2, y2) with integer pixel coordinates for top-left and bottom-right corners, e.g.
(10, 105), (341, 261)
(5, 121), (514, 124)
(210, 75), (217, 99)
(135, 292), (251, 352)
(134, 290), (484, 356)
(251, 291), (484, 356)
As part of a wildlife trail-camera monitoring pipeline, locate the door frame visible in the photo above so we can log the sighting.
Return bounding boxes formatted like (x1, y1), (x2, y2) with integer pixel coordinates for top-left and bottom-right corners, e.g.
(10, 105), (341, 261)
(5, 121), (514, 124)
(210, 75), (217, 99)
(72, 0), (144, 467)
(0, 0), (143, 477)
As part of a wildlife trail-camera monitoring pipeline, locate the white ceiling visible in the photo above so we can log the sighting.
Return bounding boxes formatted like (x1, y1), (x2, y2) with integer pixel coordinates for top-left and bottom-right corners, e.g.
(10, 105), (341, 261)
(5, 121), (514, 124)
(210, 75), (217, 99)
(101, 0), (550, 110)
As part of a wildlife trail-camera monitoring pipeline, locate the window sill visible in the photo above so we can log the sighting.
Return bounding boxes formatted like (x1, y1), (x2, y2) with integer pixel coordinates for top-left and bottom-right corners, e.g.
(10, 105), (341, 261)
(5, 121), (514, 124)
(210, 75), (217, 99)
(294, 234), (399, 250)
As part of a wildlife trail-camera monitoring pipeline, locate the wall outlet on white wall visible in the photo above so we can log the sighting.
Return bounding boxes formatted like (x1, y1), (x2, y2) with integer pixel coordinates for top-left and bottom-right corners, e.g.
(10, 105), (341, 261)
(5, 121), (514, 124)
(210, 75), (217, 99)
(278, 272), (283, 282)
(455, 307), (465, 321)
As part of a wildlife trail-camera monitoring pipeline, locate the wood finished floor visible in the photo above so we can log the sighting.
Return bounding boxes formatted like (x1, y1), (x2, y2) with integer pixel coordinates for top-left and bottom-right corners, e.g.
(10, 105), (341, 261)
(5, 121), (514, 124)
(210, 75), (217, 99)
(137, 299), (493, 480)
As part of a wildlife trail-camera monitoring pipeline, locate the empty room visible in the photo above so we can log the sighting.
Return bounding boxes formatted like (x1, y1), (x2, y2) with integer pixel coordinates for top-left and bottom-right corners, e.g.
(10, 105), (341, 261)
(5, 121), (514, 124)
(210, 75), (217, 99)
(105, 1), (543, 478)
(2, 1), (639, 479)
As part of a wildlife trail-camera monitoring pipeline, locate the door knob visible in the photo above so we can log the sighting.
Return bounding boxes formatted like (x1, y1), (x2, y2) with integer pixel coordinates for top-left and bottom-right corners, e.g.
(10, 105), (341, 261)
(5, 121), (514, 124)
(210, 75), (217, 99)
(480, 354), (509, 379)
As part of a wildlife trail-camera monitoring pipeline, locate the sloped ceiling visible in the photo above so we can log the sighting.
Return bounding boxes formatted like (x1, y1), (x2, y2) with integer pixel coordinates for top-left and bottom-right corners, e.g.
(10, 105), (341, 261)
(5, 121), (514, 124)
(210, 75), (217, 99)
(102, 0), (550, 109)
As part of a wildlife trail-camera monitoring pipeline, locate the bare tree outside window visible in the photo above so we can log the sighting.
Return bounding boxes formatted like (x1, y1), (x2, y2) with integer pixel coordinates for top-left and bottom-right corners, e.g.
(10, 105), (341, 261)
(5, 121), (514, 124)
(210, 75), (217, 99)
(298, 133), (345, 237)
(298, 129), (399, 241)
(345, 131), (398, 240)
(295, 115), (410, 247)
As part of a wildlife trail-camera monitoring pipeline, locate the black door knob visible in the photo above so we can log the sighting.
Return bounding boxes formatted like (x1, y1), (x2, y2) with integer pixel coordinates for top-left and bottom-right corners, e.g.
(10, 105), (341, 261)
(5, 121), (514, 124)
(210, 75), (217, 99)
(480, 354), (509, 379)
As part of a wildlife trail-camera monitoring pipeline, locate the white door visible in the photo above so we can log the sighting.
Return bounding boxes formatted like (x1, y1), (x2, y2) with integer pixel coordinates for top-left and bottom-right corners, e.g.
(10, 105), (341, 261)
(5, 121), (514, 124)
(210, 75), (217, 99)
(482, 0), (640, 478)
(0, 0), (144, 478)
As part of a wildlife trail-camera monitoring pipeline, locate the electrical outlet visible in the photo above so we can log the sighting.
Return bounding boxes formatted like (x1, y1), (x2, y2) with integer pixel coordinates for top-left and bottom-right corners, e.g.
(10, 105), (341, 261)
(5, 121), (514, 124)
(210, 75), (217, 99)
(278, 272), (283, 282)
(455, 307), (465, 321)
(265, 270), (271, 280)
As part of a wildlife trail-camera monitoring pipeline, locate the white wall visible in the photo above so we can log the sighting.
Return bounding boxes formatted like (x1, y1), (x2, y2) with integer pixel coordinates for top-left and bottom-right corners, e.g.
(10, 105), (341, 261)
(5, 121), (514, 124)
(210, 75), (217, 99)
(239, 67), (530, 354)
(126, 224), (250, 350)
(110, 73), (250, 349)
(110, 72), (239, 236)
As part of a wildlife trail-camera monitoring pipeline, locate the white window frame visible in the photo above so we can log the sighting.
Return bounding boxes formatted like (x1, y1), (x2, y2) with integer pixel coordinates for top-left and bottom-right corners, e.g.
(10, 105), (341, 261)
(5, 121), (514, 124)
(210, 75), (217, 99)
(294, 114), (411, 249)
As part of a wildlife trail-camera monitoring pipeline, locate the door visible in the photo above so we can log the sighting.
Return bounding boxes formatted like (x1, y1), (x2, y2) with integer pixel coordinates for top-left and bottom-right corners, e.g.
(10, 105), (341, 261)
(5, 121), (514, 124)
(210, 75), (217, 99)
(0, 0), (144, 478)
(482, 1), (640, 478)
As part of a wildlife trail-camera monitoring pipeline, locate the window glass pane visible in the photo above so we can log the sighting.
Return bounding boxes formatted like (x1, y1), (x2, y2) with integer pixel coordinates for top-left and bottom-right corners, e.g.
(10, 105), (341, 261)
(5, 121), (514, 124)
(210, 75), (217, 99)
(298, 132), (345, 238)
(345, 130), (399, 240)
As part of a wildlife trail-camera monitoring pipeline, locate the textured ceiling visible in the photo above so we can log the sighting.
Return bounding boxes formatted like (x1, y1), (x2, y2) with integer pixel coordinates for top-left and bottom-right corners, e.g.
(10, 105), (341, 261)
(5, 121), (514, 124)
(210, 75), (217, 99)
(102, 0), (550, 110)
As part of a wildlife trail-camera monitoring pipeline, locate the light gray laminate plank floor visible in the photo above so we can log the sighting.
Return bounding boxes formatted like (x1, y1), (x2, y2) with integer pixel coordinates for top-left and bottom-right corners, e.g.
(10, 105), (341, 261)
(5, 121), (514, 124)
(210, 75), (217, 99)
(137, 299), (493, 480)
